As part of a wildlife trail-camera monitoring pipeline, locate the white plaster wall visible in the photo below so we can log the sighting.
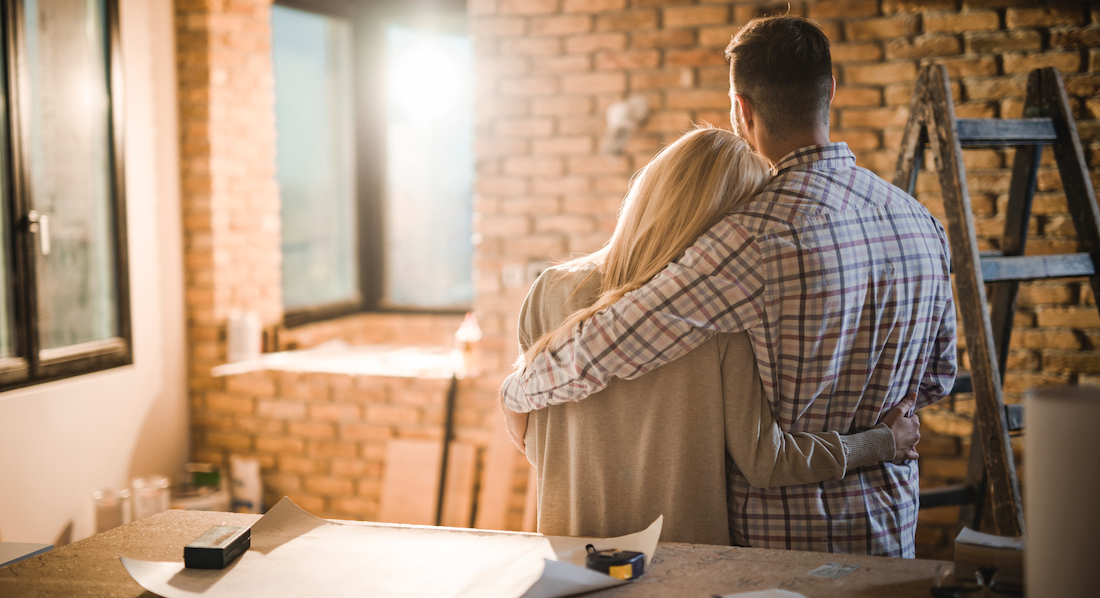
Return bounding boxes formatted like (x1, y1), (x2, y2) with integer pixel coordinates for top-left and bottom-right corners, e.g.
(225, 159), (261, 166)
(0, 0), (188, 544)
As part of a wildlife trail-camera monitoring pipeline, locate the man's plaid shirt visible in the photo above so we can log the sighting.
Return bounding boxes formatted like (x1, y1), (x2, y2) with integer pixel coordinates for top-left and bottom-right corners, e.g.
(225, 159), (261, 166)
(502, 143), (958, 557)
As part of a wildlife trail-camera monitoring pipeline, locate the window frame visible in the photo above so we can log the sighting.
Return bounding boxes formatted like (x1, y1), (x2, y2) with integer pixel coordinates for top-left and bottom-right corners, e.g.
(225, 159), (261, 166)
(277, 0), (472, 329)
(0, 0), (132, 393)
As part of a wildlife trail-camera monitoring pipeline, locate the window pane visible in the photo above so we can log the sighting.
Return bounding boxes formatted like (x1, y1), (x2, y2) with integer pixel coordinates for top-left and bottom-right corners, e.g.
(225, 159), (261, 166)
(383, 26), (473, 309)
(24, 0), (118, 351)
(0, 108), (9, 359)
(272, 5), (358, 311)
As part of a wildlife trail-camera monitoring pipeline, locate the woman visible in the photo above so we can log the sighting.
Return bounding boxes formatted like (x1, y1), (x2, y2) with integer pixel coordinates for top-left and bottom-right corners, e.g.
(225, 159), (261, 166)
(512, 127), (918, 544)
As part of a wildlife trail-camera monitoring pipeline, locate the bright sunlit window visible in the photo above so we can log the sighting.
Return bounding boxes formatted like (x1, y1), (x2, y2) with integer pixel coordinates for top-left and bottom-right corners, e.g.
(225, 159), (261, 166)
(382, 25), (473, 309)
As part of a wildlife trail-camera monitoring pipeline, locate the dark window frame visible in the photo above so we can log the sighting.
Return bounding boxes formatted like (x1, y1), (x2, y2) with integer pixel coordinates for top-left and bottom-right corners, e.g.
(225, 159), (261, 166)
(277, 0), (471, 330)
(0, 0), (132, 393)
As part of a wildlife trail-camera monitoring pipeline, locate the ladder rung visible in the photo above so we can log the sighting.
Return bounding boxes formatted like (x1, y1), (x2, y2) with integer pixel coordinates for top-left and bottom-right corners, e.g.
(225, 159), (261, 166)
(956, 118), (1058, 147)
(950, 371), (972, 394)
(1006, 403), (1024, 432)
(920, 484), (976, 509)
(980, 253), (1096, 282)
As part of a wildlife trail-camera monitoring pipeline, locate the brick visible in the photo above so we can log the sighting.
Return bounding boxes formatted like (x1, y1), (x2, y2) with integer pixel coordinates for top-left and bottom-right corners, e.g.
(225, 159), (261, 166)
(1002, 51), (1081, 76)
(264, 474), (302, 494)
(832, 130), (880, 150)
(205, 391), (255, 415)
(565, 32), (626, 54)
(472, 17), (527, 37)
(1037, 306), (1100, 328)
(831, 43), (883, 63)
(698, 25), (738, 49)
(846, 16), (917, 41)
(309, 402), (361, 421)
(666, 89), (730, 110)
(533, 136), (594, 154)
(331, 497), (377, 518)
(530, 15), (592, 36)
(493, 117), (553, 137)
(595, 49), (660, 70)
(666, 48), (726, 68)
(278, 456), (325, 475)
(500, 76), (560, 97)
(566, 154), (630, 174)
(806, 0), (878, 19)
(503, 156), (564, 176)
(502, 234), (568, 257)
(1006, 6), (1086, 29)
(885, 35), (962, 60)
(340, 422), (393, 442)
(883, 0), (954, 13)
(630, 29), (696, 49)
(257, 399), (307, 420)
(304, 475), (355, 496)
(935, 56), (999, 78)
(500, 36), (562, 56)
(531, 175), (590, 194)
(534, 214), (597, 234)
(531, 96), (592, 116)
(499, 0), (558, 16)
(288, 420), (336, 439)
(923, 10), (999, 33)
(331, 458), (373, 477)
(562, 72), (626, 94)
(225, 372), (276, 396)
(663, 6), (728, 29)
(631, 68), (694, 90)
(1051, 27), (1100, 49)
(840, 107), (910, 129)
(845, 62), (917, 85)
(966, 31), (1042, 54)
(256, 436), (305, 454)
(1013, 328), (1082, 350)
(832, 87), (882, 108)
(204, 431), (252, 451)
(308, 440), (359, 459)
(963, 76), (1027, 101)
(531, 55), (592, 75)
(562, 0), (624, 13)
(596, 10), (658, 31)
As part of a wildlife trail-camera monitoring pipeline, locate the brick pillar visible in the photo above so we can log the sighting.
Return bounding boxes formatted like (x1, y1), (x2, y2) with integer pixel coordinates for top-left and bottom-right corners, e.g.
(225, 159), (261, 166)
(176, 0), (282, 461)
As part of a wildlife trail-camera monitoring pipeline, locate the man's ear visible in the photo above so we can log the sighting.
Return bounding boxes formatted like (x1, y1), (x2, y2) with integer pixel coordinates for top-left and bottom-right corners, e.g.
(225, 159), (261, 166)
(734, 93), (754, 135)
(827, 75), (837, 106)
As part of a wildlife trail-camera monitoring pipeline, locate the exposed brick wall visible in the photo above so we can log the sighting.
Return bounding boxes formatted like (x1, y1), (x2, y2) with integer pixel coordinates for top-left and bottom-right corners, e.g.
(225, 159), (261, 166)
(174, 0), (510, 529)
(469, 0), (1100, 558)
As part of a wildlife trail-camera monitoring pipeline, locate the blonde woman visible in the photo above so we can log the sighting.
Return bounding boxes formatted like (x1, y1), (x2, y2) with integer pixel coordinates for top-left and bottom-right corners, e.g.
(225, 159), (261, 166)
(511, 127), (919, 544)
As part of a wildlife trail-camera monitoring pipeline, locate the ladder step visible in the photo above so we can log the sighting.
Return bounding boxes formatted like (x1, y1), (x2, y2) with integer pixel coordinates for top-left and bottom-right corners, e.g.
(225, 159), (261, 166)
(945, 372), (1024, 432)
(956, 118), (1058, 147)
(980, 253), (1097, 282)
(950, 371), (972, 394)
(920, 484), (976, 509)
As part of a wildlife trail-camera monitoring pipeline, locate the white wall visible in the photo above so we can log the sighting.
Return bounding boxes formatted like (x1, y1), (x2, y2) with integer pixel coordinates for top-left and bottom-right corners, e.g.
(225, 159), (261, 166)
(0, 0), (188, 544)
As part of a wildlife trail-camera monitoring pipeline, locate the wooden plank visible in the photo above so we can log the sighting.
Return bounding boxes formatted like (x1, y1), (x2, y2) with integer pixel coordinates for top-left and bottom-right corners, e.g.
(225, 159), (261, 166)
(981, 253), (1096, 282)
(473, 413), (522, 531)
(379, 438), (441, 525)
(923, 63), (1025, 537)
(890, 91), (927, 195)
(955, 117), (1057, 146)
(1041, 67), (1100, 306)
(949, 370), (972, 394)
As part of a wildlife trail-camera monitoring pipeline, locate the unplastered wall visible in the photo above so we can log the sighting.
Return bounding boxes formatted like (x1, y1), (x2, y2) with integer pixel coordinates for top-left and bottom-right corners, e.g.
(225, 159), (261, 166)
(468, 0), (1100, 557)
(0, 0), (189, 544)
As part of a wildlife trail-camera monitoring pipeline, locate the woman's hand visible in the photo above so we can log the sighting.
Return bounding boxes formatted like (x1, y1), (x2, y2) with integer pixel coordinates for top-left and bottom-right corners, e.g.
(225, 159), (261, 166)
(499, 383), (529, 452)
(881, 393), (920, 463)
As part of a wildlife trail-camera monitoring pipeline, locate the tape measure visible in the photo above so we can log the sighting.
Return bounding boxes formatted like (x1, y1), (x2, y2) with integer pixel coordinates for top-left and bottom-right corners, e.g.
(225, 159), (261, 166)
(584, 544), (645, 581)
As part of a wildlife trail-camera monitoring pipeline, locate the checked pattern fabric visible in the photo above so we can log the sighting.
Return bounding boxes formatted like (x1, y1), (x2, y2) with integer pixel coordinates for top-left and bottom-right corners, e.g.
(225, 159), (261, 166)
(502, 143), (957, 557)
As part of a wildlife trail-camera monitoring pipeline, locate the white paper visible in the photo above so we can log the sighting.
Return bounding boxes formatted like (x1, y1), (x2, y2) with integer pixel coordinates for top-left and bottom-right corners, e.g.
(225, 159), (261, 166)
(955, 527), (1023, 550)
(717, 590), (808, 598)
(121, 497), (662, 598)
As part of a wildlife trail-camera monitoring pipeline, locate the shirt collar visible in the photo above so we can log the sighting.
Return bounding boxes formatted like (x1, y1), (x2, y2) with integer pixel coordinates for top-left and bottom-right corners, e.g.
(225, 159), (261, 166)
(773, 142), (855, 175)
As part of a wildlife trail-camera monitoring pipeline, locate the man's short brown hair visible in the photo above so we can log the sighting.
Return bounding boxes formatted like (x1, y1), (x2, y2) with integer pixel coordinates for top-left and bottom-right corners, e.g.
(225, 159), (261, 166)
(725, 16), (833, 136)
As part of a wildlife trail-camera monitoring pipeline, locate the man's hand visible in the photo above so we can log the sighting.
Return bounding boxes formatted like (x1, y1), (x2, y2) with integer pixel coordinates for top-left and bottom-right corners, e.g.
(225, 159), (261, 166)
(499, 380), (529, 453)
(881, 393), (920, 462)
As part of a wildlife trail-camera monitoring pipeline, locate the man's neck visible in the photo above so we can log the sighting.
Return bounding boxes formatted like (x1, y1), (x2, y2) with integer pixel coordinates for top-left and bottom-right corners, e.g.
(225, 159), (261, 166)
(758, 129), (832, 165)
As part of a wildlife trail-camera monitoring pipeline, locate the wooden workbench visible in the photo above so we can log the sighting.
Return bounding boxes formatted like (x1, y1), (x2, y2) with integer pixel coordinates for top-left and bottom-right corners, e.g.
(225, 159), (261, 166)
(0, 509), (947, 597)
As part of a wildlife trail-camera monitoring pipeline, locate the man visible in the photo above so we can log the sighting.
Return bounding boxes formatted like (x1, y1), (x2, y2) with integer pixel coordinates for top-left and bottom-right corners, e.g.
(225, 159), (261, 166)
(501, 16), (956, 558)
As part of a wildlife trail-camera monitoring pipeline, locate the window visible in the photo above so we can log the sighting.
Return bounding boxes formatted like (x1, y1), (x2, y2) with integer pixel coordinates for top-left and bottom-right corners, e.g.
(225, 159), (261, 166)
(273, 0), (473, 325)
(0, 0), (131, 391)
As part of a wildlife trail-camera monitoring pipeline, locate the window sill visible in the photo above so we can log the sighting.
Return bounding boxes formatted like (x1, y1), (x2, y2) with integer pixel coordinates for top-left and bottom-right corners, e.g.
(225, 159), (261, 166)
(212, 341), (457, 380)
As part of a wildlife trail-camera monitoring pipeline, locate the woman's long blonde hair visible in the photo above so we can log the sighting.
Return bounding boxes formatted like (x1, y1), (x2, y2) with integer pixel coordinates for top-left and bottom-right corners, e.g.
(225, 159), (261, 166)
(522, 126), (772, 364)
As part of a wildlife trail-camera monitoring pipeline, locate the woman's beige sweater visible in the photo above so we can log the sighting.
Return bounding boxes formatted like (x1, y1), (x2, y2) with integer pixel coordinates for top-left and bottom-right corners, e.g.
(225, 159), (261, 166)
(520, 264), (895, 545)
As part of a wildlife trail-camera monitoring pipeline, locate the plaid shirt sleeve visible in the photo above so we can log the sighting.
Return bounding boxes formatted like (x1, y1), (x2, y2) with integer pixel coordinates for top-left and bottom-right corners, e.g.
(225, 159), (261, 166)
(917, 227), (958, 409)
(502, 219), (764, 413)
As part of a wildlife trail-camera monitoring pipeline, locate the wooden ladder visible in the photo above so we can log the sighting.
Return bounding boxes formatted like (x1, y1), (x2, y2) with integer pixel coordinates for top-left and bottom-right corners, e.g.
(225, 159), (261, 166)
(893, 65), (1100, 538)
